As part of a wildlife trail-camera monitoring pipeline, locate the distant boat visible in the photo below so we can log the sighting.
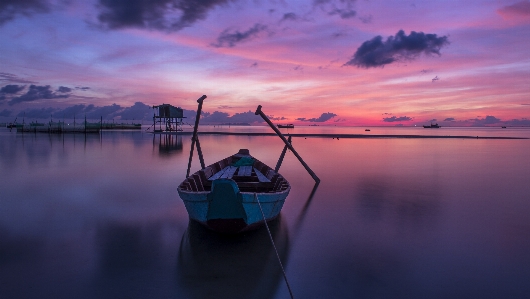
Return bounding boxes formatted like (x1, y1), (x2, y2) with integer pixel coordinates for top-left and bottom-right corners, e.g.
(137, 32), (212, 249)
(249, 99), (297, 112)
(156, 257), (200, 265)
(178, 149), (290, 234)
(365, 129), (370, 132)
(423, 123), (441, 128)
(502, 126), (507, 128)
(277, 124), (294, 128)
(29, 121), (44, 127)
(6, 117), (17, 128)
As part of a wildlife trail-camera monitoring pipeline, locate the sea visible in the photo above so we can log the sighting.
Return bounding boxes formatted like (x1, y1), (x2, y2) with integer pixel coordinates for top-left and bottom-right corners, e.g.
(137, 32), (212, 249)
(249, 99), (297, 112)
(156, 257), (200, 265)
(1, 125), (529, 299)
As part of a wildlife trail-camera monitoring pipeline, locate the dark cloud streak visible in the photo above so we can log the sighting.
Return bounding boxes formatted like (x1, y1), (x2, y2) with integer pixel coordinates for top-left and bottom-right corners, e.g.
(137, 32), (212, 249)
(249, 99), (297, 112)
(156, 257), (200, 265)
(1, 85), (25, 94)
(328, 8), (356, 19)
(498, 1), (530, 17)
(8, 85), (71, 106)
(296, 112), (337, 122)
(200, 110), (263, 124)
(314, 0), (357, 19)
(57, 86), (72, 93)
(0, 72), (36, 84)
(212, 23), (268, 47)
(382, 116), (412, 122)
(96, 0), (232, 32)
(0, 0), (49, 25)
(281, 12), (298, 22)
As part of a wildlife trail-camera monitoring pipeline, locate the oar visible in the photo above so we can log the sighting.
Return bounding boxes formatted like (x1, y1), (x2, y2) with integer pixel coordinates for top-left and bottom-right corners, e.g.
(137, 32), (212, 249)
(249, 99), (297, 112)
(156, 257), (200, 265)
(255, 105), (320, 183)
(275, 135), (291, 172)
(186, 95), (207, 178)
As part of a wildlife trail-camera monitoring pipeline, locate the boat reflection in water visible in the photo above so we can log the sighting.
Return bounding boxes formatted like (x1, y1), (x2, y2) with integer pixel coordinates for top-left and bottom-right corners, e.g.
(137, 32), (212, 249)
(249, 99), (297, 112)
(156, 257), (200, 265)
(176, 215), (290, 299)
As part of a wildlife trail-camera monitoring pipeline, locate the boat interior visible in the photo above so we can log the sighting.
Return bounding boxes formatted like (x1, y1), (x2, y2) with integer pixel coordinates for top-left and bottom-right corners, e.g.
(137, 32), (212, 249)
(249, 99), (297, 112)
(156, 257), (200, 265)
(179, 154), (289, 193)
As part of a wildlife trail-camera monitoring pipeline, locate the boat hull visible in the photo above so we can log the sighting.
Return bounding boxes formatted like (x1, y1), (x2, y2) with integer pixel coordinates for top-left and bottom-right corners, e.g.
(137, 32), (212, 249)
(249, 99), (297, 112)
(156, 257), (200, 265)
(178, 185), (289, 234)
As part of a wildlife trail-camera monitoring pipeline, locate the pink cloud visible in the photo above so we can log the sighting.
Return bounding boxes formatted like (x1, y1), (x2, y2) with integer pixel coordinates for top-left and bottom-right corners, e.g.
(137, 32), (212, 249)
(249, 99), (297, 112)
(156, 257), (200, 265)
(498, 1), (530, 22)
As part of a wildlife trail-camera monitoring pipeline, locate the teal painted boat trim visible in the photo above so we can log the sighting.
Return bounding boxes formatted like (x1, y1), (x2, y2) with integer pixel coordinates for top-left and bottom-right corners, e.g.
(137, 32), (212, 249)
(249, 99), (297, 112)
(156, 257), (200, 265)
(206, 179), (247, 222)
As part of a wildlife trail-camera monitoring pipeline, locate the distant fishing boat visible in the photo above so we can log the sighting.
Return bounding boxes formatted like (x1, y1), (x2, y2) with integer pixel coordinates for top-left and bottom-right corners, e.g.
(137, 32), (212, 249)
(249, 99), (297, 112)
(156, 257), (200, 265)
(277, 124), (294, 128)
(423, 123), (441, 128)
(6, 117), (17, 129)
(178, 149), (290, 234)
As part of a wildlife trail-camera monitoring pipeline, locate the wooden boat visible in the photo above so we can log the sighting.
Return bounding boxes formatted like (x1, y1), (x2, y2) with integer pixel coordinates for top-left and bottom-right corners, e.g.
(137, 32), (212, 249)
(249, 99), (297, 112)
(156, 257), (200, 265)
(178, 148), (291, 234)
(277, 124), (294, 128)
(423, 123), (441, 128)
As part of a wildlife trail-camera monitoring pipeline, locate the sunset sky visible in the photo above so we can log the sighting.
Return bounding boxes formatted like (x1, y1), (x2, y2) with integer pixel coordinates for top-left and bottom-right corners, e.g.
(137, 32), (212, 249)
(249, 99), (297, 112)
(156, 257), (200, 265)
(1, 0), (529, 126)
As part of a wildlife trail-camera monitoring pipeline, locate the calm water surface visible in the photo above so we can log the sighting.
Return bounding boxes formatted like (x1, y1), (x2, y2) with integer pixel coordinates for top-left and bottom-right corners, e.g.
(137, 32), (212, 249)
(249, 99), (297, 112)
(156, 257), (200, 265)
(1, 127), (529, 299)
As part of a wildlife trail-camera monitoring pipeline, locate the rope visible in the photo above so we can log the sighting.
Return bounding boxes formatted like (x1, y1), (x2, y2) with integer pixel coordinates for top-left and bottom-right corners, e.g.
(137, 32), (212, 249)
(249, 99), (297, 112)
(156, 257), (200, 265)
(254, 193), (294, 299)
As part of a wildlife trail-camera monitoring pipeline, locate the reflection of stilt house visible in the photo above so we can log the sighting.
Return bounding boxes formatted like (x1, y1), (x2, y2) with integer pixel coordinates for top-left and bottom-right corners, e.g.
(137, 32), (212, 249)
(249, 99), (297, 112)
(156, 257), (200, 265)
(152, 104), (185, 132)
(154, 134), (183, 156)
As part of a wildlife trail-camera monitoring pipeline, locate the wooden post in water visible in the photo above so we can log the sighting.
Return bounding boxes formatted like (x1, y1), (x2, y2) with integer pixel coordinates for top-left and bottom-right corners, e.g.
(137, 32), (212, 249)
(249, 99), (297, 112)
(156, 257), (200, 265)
(255, 105), (320, 183)
(186, 95), (207, 178)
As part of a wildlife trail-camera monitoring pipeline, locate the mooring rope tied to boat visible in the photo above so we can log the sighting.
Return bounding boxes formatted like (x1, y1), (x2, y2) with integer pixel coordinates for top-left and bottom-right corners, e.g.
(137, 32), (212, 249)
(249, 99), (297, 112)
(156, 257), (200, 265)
(254, 193), (295, 299)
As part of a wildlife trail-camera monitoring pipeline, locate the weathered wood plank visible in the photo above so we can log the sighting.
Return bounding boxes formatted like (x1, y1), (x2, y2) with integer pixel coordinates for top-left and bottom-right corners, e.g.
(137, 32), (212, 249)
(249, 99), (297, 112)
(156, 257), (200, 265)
(220, 166), (238, 179)
(208, 167), (227, 181)
(192, 174), (204, 191)
(238, 165), (253, 176)
(254, 167), (271, 182)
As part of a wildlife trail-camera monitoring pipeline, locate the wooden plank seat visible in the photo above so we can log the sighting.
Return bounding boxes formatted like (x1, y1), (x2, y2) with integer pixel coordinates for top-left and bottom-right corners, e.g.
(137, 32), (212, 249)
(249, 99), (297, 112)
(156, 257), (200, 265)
(237, 165), (253, 177)
(253, 167), (271, 183)
(220, 166), (238, 179)
(208, 166), (228, 181)
(208, 166), (238, 180)
(205, 164), (275, 191)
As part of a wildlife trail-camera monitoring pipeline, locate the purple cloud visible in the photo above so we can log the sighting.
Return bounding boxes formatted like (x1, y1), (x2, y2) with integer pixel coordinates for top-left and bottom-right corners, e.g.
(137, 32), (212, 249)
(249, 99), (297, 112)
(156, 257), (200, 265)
(328, 8), (356, 19)
(96, 0), (232, 32)
(498, 1), (530, 17)
(0, 72), (36, 84)
(57, 86), (72, 93)
(1, 84), (25, 94)
(314, 0), (357, 19)
(8, 85), (71, 105)
(296, 112), (337, 122)
(212, 23), (268, 48)
(382, 116), (412, 122)
(201, 110), (263, 124)
(0, 0), (49, 25)
(281, 12), (299, 22)
(345, 30), (449, 68)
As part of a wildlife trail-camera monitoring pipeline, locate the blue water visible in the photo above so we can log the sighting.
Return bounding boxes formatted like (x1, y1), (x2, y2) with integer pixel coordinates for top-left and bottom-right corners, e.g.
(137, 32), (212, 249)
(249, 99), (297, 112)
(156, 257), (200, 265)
(1, 126), (529, 299)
